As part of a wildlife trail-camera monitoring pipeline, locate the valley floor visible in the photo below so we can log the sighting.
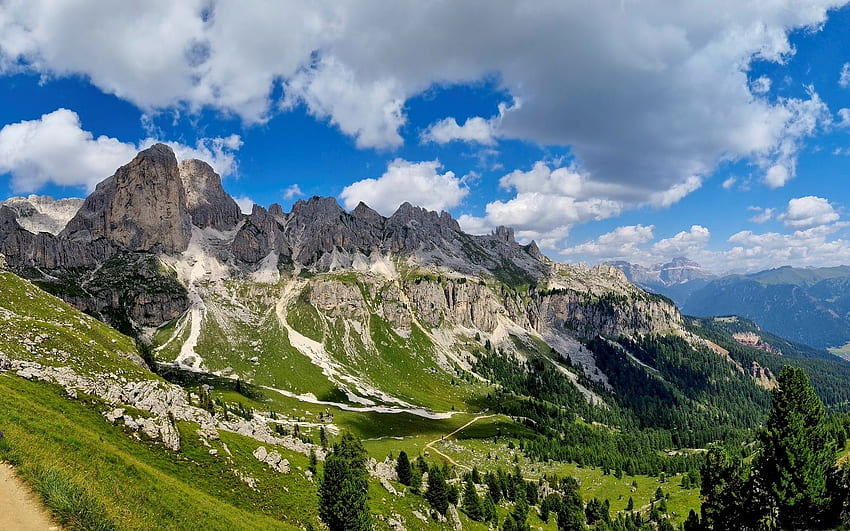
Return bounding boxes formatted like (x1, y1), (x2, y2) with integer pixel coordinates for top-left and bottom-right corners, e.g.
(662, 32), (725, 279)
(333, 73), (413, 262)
(0, 462), (58, 531)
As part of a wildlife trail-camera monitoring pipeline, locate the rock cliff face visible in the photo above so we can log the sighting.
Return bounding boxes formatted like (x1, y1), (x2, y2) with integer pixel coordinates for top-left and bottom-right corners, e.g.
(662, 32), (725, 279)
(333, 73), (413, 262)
(0, 144), (683, 353)
(62, 143), (192, 254)
(179, 159), (242, 230)
(0, 195), (83, 235)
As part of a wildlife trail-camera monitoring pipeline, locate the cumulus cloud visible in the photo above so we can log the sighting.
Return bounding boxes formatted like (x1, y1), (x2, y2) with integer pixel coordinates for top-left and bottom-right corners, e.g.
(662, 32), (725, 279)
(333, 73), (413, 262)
(339, 159), (468, 216)
(0, 1), (843, 188)
(721, 223), (850, 271)
(837, 108), (850, 127)
(283, 184), (304, 200)
(651, 225), (711, 257)
(779, 196), (839, 229)
(0, 108), (241, 193)
(722, 177), (737, 190)
(748, 206), (775, 224)
(561, 224), (655, 259)
(458, 161), (627, 248)
(422, 116), (496, 145)
(751, 76), (772, 94)
(841, 62), (850, 88)
(234, 196), (255, 214)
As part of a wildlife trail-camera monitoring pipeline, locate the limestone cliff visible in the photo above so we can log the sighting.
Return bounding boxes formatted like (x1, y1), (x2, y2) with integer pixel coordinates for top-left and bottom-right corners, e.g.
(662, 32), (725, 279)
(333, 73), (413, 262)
(62, 143), (192, 254)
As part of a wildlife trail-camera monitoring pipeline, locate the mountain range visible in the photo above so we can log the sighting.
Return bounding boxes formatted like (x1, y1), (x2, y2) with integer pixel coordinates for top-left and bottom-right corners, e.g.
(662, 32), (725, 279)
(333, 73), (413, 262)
(612, 258), (850, 350)
(3, 144), (850, 529)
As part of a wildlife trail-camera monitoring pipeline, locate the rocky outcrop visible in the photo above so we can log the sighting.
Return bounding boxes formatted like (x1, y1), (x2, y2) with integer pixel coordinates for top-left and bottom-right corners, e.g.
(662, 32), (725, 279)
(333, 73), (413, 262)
(1, 195), (84, 235)
(178, 159), (242, 230)
(253, 446), (290, 473)
(233, 205), (288, 263)
(62, 143), (192, 254)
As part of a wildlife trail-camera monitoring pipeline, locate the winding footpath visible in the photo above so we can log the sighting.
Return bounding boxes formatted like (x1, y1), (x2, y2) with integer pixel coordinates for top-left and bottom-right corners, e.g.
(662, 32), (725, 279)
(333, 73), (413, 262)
(0, 463), (59, 530)
(424, 414), (496, 470)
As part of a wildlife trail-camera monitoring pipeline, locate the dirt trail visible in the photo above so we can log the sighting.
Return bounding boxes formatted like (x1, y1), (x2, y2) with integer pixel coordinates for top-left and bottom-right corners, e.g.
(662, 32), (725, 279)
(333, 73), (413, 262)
(424, 414), (496, 470)
(0, 463), (60, 531)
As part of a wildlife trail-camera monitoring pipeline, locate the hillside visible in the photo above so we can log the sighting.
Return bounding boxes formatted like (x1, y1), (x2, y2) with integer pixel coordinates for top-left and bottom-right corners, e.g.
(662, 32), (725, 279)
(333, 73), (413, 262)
(4, 145), (850, 529)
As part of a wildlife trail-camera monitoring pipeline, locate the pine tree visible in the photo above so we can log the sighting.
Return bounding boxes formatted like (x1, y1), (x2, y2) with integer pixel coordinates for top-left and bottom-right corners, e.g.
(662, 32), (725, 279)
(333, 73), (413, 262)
(557, 477), (585, 531)
(308, 447), (318, 476)
(753, 366), (833, 529)
(482, 492), (498, 523)
(461, 476), (483, 521)
(699, 446), (746, 530)
(396, 450), (412, 486)
(426, 464), (450, 515)
(505, 481), (530, 531)
(318, 433), (371, 531)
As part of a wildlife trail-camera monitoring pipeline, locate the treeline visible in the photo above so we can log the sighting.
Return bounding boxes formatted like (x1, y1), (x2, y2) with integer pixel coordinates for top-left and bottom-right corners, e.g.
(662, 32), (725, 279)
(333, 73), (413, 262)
(473, 345), (703, 476)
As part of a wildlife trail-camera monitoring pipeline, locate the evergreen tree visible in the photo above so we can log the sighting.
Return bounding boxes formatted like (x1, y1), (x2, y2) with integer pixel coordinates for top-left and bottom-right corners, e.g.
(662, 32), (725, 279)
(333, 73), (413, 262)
(626, 496), (633, 511)
(308, 447), (318, 476)
(318, 433), (371, 531)
(557, 477), (585, 531)
(426, 464), (450, 516)
(461, 476), (483, 521)
(482, 492), (498, 523)
(699, 446), (746, 530)
(396, 450), (412, 486)
(504, 481), (530, 531)
(752, 366), (833, 529)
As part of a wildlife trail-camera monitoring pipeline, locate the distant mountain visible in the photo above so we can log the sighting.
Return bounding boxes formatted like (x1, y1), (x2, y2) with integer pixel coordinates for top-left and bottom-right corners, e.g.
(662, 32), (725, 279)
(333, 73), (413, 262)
(610, 257), (715, 303)
(681, 266), (850, 349)
(611, 259), (850, 350)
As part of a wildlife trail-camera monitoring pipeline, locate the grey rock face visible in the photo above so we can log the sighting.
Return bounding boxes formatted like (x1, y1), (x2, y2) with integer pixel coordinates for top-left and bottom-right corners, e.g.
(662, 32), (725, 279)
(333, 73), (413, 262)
(62, 143), (192, 254)
(178, 159), (242, 230)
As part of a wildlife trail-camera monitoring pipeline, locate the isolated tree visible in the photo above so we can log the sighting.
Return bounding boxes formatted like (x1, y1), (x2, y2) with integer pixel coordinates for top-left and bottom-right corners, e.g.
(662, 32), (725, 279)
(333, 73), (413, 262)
(752, 366), (833, 529)
(318, 433), (371, 531)
(426, 464), (450, 515)
(396, 450), (412, 486)
(308, 447), (318, 476)
(461, 475), (483, 521)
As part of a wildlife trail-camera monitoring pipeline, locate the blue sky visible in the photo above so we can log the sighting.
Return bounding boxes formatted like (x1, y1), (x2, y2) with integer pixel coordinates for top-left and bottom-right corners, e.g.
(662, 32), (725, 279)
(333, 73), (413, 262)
(1, 1), (850, 273)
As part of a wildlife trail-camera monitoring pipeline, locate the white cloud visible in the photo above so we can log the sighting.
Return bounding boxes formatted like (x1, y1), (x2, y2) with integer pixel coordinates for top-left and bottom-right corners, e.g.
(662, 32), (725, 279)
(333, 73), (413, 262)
(339, 159), (468, 216)
(751, 76), (771, 94)
(779, 196), (839, 229)
(758, 88), (831, 188)
(283, 184), (304, 200)
(648, 176), (702, 208)
(722, 176), (737, 189)
(458, 162), (628, 248)
(234, 196), (255, 214)
(748, 206), (774, 224)
(720, 223), (850, 271)
(841, 62), (850, 88)
(0, 1), (843, 188)
(837, 108), (850, 127)
(422, 116), (495, 145)
(651, 225), (711, 257)
(0, 108), (241, 193)
(561, 224), (655, 259)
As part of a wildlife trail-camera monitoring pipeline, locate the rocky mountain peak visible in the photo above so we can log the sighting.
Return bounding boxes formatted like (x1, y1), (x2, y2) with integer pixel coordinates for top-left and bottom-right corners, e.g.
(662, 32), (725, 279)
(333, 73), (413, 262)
(289, 196), (345, 227)
(493, 225), (515, 244)
(61, 143), (192, 254)
(351, 202), (384, 225)
(178, 159), (241, 230)
(388, 202), (460, 232)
